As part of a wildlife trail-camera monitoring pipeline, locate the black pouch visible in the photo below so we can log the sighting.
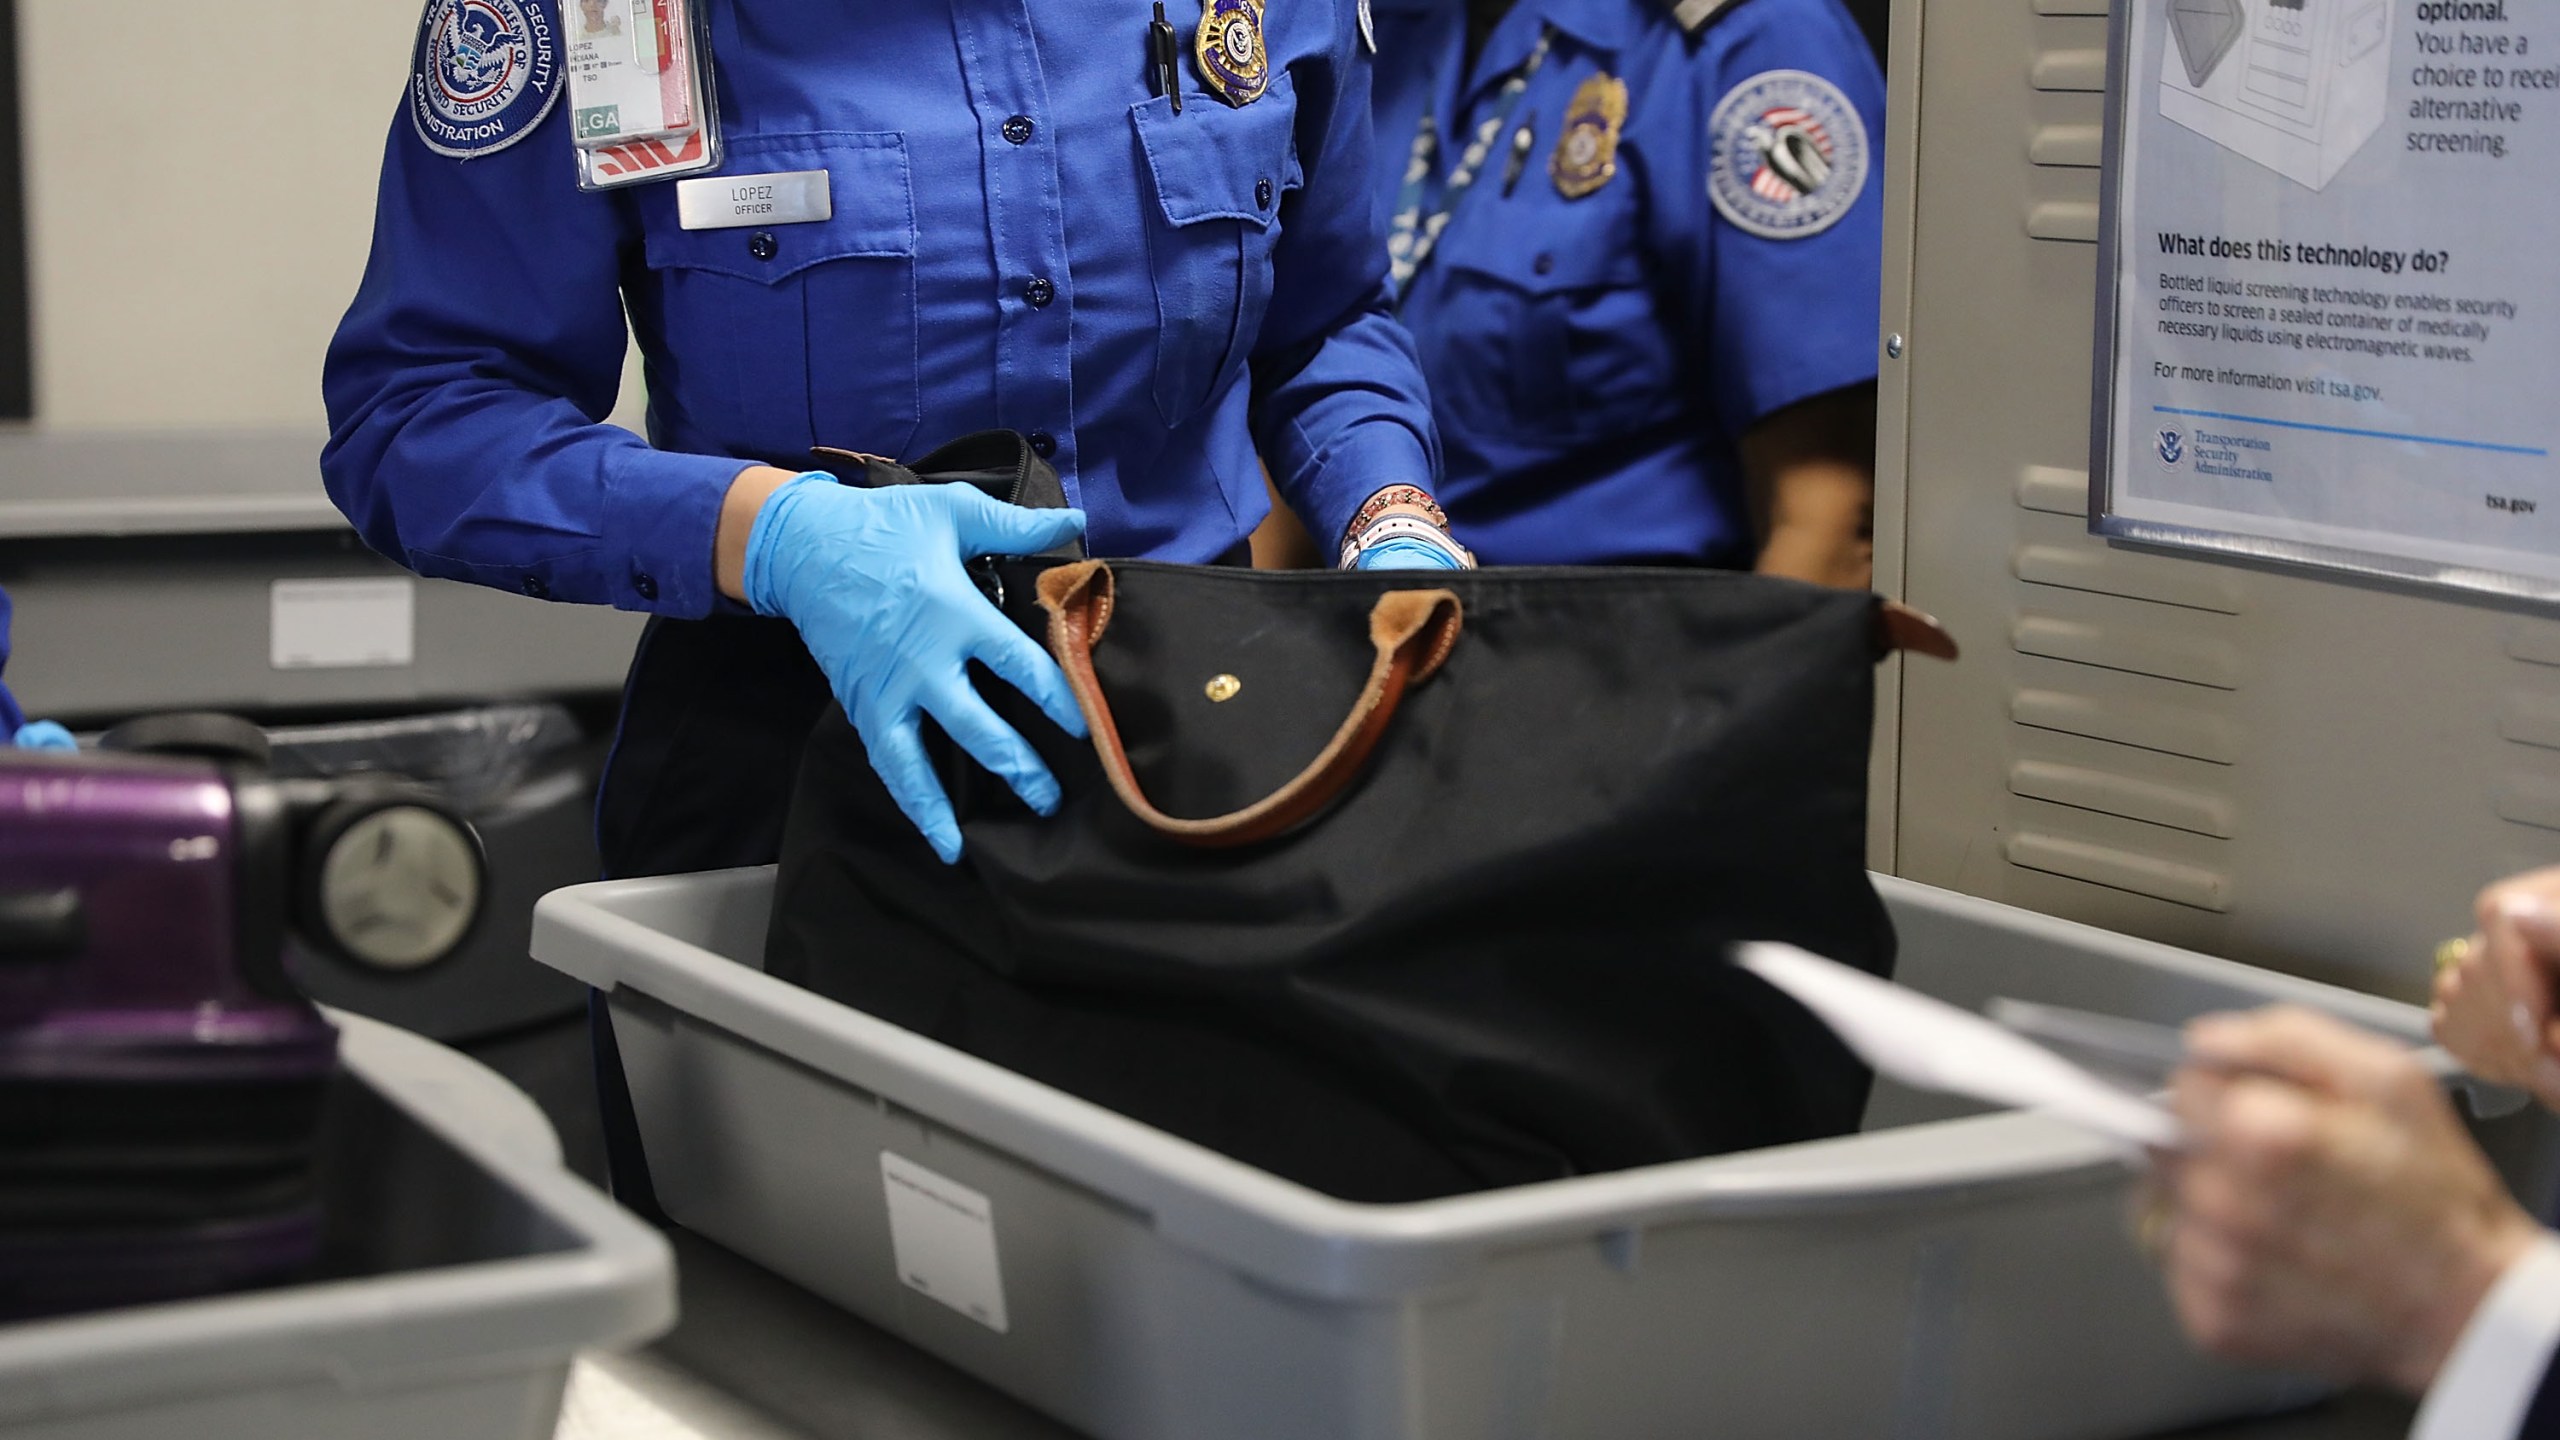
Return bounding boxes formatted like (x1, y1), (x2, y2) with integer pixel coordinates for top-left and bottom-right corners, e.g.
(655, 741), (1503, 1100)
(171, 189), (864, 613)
(809, 430), (1079, 526)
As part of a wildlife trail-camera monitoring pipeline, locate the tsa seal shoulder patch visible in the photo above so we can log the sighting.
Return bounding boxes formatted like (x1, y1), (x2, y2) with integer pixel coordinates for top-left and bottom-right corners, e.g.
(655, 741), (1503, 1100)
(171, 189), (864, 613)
(410, 0), (563, 159)
(1707, 69), (1868, 241)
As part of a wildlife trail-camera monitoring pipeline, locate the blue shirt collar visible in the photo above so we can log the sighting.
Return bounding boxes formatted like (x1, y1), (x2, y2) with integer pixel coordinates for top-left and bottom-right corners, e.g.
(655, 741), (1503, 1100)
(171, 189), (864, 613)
(1370, 0), (1634, 55)
(1533, 0), (1634, 54)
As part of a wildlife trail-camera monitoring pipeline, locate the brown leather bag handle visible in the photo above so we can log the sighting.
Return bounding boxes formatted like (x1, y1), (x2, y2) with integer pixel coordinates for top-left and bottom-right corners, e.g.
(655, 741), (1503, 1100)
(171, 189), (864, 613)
(1036, 561), (1463, 849)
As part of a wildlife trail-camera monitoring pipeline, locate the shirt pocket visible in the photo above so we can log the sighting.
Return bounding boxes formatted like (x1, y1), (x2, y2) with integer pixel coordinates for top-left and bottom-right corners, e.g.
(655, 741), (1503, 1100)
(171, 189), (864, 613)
(1430, 236), (1669, 445)
(1130, 74), (1304, 428)
(636, 133), (919, 463)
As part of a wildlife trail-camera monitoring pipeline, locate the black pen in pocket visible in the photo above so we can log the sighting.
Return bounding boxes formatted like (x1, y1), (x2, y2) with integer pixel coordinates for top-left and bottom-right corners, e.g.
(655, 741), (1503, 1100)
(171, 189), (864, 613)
(1501, 116), (1537, 197)
(1150, 3), (1182, 113)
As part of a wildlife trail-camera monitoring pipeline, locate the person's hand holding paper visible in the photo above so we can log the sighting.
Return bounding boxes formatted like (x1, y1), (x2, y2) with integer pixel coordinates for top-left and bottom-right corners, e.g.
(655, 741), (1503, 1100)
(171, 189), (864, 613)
(1737, 937), (2559, 1432)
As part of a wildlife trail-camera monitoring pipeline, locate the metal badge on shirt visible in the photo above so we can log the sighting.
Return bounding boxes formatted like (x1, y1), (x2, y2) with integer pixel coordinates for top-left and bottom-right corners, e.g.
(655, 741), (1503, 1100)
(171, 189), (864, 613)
(1550, 73), (1628, 200)
(1195, 0), (1269, 106)
(676, 170), (832, 229)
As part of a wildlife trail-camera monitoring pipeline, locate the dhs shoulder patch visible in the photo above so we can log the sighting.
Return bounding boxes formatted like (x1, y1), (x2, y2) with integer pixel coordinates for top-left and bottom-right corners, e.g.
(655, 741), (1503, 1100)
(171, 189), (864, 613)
(410, 0), (564, 159)
(1706, 69), (1868, 241)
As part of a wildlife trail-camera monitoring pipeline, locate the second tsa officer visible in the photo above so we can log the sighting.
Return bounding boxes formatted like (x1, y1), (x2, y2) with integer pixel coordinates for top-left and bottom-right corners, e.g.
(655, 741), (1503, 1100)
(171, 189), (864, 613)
(1367, 0), (1885, 584)
(324, 0), (1462, 879)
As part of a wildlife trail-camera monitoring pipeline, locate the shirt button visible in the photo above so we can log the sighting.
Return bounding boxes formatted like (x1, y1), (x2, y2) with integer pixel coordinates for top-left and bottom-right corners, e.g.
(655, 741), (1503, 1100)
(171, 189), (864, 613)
(1255, 178), (1274, 209)
(1533, 252), (1556, 276)
(633, 573), (659, 602)
(749, 231), (778, 262)
(1001, 115), (1035, 144)
(1028, 430), (1057, 459)
(1024, 276), (1055, 308)
(521, 575), (550, 599)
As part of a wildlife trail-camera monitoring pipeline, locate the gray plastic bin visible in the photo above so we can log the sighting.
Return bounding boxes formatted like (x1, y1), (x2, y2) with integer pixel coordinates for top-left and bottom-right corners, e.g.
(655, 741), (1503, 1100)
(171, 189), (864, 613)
(0, 1012), (676, 1440)
(531, 868), (2552, 1440)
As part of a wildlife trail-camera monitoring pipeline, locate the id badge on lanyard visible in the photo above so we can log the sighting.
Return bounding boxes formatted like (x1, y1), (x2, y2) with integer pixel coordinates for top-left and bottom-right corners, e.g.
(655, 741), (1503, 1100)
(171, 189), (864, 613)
(1385, 27), (1552, 298)
(565, 0), (724, 189)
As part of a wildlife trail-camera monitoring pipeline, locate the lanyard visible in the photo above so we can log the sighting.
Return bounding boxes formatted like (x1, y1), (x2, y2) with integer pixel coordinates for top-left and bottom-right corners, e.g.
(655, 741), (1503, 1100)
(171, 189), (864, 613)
(1385, 26), (1554, 301)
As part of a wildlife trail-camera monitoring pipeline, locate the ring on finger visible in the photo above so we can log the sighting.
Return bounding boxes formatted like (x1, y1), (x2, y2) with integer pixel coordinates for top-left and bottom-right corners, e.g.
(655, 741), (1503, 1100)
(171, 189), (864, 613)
(2133, 1192), (2175, 1266)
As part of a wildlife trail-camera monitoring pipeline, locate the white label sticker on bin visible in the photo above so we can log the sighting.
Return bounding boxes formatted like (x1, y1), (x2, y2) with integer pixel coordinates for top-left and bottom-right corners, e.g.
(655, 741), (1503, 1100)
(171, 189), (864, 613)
(269, 578), (416, 670)
(881, 1152), (1009, 1333)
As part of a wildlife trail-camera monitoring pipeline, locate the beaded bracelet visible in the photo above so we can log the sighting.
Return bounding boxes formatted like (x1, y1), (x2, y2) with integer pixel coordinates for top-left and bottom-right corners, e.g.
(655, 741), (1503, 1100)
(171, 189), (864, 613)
(1342, 484), (1452, 539)
(1337, 511), (1477, 570)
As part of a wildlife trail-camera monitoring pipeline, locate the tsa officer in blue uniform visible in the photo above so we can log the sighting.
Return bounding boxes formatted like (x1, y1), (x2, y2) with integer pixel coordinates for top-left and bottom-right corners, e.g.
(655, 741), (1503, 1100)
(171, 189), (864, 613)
(1367, 0), (1885, 584)
(323, 0), (1467, 880)
(0, 587), (73, 752)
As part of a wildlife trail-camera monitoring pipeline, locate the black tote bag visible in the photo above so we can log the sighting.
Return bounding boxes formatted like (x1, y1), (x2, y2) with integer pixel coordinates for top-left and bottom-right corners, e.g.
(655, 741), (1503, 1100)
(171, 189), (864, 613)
(768, 555), (1953, 1202)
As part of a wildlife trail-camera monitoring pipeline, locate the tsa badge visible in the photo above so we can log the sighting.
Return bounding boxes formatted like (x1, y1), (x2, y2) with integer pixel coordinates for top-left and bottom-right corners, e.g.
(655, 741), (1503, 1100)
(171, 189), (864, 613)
(1195, 0), (1269, 106)
(409, 0), (565, 158)
(1707, 69), (1870, 240)
(1549, 73), (1628, 200)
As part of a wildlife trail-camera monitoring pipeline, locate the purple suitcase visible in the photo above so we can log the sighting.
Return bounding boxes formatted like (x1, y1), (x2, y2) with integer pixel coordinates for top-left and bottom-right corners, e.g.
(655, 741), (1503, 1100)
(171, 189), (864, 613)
(0, 721), (483, 1320)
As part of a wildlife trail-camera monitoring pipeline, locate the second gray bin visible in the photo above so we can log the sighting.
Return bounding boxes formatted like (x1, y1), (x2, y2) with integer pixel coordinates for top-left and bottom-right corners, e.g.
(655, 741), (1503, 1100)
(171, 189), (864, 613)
(532, 868), (2546, 1440)
(0, 1011), (675, 1440)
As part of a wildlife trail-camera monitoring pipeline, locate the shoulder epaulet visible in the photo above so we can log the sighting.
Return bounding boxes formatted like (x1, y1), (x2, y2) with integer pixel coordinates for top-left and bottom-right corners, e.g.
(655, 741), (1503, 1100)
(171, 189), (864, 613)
(1662, 0), (1754, 38)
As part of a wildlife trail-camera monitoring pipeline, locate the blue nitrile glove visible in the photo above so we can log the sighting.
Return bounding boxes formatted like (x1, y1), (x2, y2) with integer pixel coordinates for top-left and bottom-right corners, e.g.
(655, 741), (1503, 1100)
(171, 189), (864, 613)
(11, 720), (74, 751)
(1355, 536), (1468, 570)
(743, 475), (1089, 864)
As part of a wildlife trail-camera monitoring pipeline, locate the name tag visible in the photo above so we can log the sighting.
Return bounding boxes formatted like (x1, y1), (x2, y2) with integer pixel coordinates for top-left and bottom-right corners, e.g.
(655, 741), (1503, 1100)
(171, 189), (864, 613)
(676, 170), (831, 229)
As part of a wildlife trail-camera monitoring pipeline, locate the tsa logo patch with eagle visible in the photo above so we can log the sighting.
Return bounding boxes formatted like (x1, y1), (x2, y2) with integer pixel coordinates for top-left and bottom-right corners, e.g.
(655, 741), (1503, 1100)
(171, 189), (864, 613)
(1706, 70), (1868, 241)
(410, 0), (562, 158)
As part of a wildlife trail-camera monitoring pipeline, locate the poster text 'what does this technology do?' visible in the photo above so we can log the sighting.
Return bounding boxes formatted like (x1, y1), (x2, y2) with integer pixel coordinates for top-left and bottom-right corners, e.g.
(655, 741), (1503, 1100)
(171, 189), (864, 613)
(2105, 0), (2560, 591)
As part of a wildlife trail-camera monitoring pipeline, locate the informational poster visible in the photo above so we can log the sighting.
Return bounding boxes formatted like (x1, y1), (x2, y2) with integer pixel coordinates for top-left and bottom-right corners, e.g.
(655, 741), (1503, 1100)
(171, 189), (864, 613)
(2096, 0), (2560, 600)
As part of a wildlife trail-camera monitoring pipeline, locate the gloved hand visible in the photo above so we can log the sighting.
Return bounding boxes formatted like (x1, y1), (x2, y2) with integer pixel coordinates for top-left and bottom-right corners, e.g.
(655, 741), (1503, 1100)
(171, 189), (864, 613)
(11, 720), (74, 751)
(1356, 536), (1468, 570)
(743, 475), (1089, 864)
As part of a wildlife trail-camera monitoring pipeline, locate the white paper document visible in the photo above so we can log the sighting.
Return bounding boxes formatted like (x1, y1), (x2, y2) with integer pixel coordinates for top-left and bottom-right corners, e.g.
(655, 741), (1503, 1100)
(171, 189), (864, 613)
(1735, 943), (2183, 1150)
